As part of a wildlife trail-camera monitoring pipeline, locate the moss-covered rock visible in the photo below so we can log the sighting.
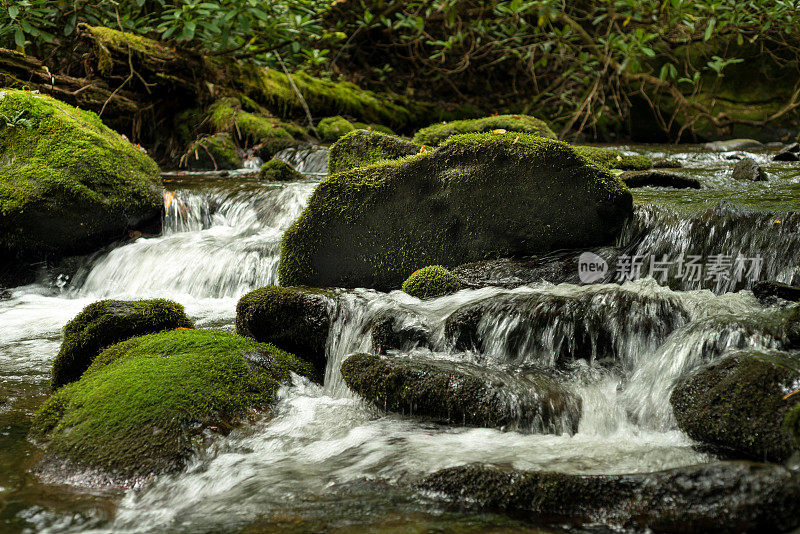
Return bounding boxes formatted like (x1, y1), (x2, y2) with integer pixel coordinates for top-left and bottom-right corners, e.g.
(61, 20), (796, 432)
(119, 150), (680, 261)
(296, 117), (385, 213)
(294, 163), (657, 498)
(208, 97), (306, 157)
(670, 351), (800, 462)
(328, 129), (419, 175)
(402, 265), (460, 299)
(52, 299), (193, 390)
(317, 116), (355, 142)
(183, 133), (241, 170)
(341, 353), (581, 433)
(30, 329), (312, 479)
(0, 89), (162, 271)
(418, 462), (800, 533)
(259, 159), (303, 181)
(236, 286), (334, 379)
(279, 133), (633, 290)
(413, 115), (556, 146)
(732, 157), (768, 181)
(574, 146), (653, 171)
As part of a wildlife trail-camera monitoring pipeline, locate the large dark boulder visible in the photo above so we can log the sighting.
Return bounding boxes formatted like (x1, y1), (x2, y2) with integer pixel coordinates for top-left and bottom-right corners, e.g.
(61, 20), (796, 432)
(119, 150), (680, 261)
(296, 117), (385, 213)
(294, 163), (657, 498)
(752, 280), (800, 303)
(52, 299), (193, 389)
(418, 462), (800, 533)
(340, 353), (581, 433)
(236, 286), (334, 379)
(279, 133), (633, 290)
(670, 351), (800, 462)
(621, 170), (701, 189)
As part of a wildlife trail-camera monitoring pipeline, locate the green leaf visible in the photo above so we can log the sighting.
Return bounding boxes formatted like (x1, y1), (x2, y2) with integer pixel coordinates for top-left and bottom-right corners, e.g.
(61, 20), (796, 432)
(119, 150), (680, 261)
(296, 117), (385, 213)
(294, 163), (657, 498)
(8, 6), (19, 20)
(14, 27), (24, 48)
(704, 17), (716, 41)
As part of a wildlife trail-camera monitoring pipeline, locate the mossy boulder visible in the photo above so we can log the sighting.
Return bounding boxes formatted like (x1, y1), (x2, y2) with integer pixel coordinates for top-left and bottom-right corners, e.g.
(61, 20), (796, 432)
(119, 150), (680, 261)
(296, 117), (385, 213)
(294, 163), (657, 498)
(418, 462), (800, 533)
(236, 286), (334, 379)
(402, 265), (460, 299)
(317, 116), (356, 142)
(340, 353), (581, 433)
(279, 133), (633, 290)
(328, 129), (419, 175)
(30, 329), (312, 479)
(184, 133), (241, 170)
(574, 146), (653, 171)
(670, 351), (800, 462)
(259, 159), (303, 181)
(413, 114), (556, 146)
(52, 299), (193, 389)
(732, 157), (768, 181)
(0, 89), (162, 270)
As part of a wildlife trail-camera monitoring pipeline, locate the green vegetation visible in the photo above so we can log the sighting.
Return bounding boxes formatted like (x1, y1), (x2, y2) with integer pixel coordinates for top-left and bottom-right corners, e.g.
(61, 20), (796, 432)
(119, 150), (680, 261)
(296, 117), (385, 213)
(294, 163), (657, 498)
(413, 115), (555, 146)
(0, 89), (162, 261)
(317, 116), (355, 142)
(279, 132), (632, 290)
(327, 129), (418, 175)
(31, 329), (312, 479)
(259, 159), (303, 182)
(182, 133), (241, 170)
(208, 97), (306, 149)
(52, 299), (193, 389)
(401, 265), (460, 299)
(574, 146), (653, 171)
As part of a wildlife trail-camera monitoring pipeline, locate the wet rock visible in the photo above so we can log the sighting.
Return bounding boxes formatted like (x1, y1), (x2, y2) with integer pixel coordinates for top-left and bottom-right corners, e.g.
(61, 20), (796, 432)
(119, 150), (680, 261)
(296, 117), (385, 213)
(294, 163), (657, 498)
(732, 157), (768, 181)
(418, 462), (800, 533)
(773, 142), (800, 162)
(341, 353), (581, 433)
(258, 159), (303, 181)
(279, 133), (633, 290)
(703, 139), (764, 152)
(0, 90), (163, 283)
(31, 330), (312, 481)
(621, 170), (701, 189)
(752, 280), (800, 302)
(236, 286), (334, 379)
(51, 299), (193, 389)
(371, 313), (432, 353)
(652, 158), (682, 168)
(328, 129), (418, 175)
(670, 351), (800, 462)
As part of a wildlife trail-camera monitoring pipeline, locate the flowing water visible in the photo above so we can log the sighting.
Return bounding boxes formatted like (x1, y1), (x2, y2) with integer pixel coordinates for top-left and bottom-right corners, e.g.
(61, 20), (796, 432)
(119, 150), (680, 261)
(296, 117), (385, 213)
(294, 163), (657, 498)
(1, 144), (798, 533)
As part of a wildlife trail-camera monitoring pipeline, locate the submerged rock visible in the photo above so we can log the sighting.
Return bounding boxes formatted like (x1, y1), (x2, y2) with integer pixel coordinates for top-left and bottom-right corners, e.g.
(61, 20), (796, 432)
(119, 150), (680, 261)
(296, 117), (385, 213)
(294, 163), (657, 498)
(418, 462), (800, 533)
(327, 129), (418, 175)
(258, 159), (303, 181)
(51, 299), (193, 389)
(370, 312), (432, 354)
(0, 89), (162, 283)
(773, 142), (800, 162)
(184, 133), (242, 170)
(236, 285), (334, 379)
(413, 114), (556, 146)
(31, 329), (312, 480)
(621, 170), (701, 189)
(703, 139), (764, 152)
(341, 353), (581, 433)
(573, 146), (653, 170)
(732, 157), (767, 181)
(401, 265), (460, 299)
(670, 350), (800, 462)
(279, 133), (633, 290)
(753, 280), (800, 303)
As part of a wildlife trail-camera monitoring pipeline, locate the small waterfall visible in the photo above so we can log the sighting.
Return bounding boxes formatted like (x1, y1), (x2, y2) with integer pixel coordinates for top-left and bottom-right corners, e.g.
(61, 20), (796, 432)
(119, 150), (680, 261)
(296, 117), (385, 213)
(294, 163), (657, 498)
(274, 145), (329, 176)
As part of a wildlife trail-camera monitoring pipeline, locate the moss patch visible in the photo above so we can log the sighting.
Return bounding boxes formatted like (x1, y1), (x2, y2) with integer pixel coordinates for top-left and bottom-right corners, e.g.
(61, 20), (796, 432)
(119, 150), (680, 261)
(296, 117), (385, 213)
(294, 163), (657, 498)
(31, 329), (312, 479)
(402, 265), (460, 299)
(259, 159), (303, 181)
(412, 114), (556, 146)
(0, 89), (162, 263)
(183, 133), (241, 170)
(207, 97), (306, 149)
(317, 116), (355, 142)
(327, 129), (419, 175)
(574, 146), (653, 171)
(52, 299), (193, 389)
(279, 132), (632, 290)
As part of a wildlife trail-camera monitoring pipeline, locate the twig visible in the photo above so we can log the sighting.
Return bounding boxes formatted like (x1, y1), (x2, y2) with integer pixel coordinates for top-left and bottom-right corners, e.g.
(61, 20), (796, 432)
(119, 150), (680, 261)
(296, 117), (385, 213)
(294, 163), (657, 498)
(274, 51), (318, 137)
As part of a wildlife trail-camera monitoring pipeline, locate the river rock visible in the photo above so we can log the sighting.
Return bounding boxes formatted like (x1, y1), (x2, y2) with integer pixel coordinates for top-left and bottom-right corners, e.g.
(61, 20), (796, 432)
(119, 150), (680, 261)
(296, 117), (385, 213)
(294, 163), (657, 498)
(418, 462), (800, 533)
(236, 285), (334, 379)
(621, 170), (701, 189)
(31, 329), (313, 480)
(341, 353), (581, 433)
(413, 114), (556, 146)
(258, 159), (303, 181)
(670, 350), (800, 462)
(703, 139), (764, 151)
(752, 280), (800, 302)
(773, 142), (800, 161)
(370, 313), (432, 353)
(0, 90), (163, 285)
(327, 129), (418, 175)
(279, 133), (633, 290)
(732, 157), (768, 181)
(51, 299), (193, 389)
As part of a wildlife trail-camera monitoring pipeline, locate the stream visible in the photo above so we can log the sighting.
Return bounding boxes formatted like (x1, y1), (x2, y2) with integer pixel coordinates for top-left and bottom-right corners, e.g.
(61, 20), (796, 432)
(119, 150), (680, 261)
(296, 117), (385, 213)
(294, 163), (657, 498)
(1, 144), (799, 533)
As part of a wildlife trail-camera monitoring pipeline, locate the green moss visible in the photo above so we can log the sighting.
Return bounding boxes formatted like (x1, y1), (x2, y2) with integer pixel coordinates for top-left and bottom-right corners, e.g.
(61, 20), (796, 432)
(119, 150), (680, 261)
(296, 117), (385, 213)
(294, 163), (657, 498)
(573, 146), (653, 171)
(412, 114), (556, 146)
(207, 97), (306, 148)
(279, 132), (632, 290)
(31, 329), (312, 479)
(183, 133), (241, 170)
(0, 89), (162, 262)
(402, 265), (460, 299)
(259, 159), (303, 181)
(81, 24), (175, 75)
(327, 129), (419, 175)
(317, 116), (355, 142)
(51, 299), (193, 389)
